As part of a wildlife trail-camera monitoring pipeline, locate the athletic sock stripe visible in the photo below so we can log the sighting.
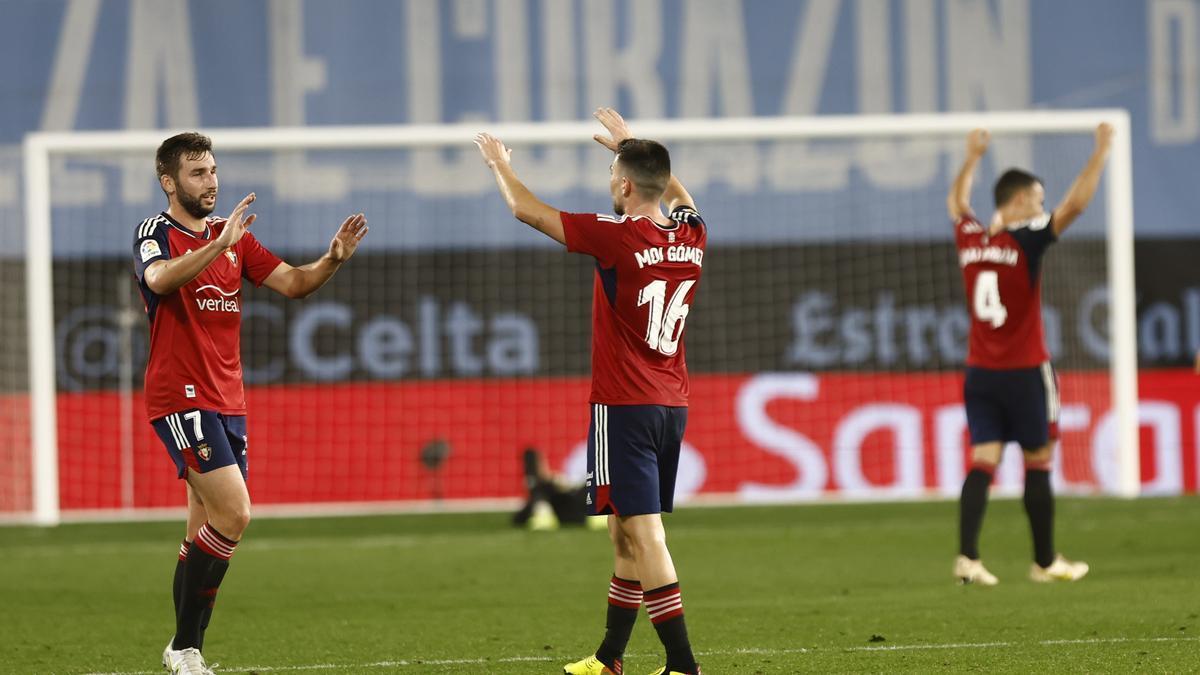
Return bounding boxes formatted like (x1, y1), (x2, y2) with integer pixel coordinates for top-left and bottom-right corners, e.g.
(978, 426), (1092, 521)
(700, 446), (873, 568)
(195, 524), (237, 560)
(196, 534), (234, 559)
(645, 594), (682, 609)
(610, 577), (643, 591)
(647, 598), (685, 622)
(194, 535), (232, 560)
(609, 575), (642, 607)
(198, 526), (235, 551)
(201, 521), (238, 547)
(645, 600), (683, 615)
(609, 587), (643, 603)
(200, 523), (238, 547)
(969, 461), (997, 477)
(178, 540), (190, 561)
(649, 608), (685, 623)
(646, 597), (683, 613)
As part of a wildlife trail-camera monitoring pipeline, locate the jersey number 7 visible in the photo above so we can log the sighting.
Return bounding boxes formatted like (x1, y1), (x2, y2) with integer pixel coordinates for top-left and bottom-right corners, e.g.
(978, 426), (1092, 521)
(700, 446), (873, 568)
(638, 279), (696, 356)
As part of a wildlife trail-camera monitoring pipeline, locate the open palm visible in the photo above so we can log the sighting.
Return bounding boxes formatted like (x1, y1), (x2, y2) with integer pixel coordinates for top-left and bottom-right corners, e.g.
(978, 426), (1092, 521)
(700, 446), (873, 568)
(592, 107), (633, 152)
(329, 213), (368, 262)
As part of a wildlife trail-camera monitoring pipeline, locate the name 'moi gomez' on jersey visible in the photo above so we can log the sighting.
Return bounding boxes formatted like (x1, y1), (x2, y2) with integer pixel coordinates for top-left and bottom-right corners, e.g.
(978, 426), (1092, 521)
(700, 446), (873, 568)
(634, 244), (704, 269)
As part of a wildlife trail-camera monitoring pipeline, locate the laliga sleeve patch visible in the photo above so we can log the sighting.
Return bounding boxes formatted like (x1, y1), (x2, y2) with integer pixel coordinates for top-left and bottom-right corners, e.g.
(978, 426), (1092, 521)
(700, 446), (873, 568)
(140, 238), (162, 262)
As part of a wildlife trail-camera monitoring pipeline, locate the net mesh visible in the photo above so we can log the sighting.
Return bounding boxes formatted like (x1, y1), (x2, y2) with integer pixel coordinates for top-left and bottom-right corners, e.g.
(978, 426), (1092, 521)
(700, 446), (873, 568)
(0, 148), (31, 517)
(4, 125), (1119, 518)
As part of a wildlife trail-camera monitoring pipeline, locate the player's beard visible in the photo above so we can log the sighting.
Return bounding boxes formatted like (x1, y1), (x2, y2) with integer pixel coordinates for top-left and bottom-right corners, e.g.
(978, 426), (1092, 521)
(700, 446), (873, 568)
(612, 198), (625, 216)
(178, 187), (216, 219)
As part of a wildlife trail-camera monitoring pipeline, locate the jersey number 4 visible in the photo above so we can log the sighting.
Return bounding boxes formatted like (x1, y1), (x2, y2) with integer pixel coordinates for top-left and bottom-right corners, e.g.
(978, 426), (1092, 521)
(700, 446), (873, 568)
(638, 279), (695, 356)
(972, 270), (1008, 328)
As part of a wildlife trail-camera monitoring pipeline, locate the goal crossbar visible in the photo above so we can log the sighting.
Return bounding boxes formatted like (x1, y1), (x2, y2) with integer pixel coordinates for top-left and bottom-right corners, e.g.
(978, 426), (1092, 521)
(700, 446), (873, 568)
(27, 109), (1131, 152)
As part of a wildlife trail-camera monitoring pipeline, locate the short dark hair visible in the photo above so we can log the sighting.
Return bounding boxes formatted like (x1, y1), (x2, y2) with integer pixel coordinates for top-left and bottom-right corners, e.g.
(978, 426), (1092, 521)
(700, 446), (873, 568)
(993, 168), (1042, 208)
(156, 132), (213, 183)
(615, 138), (671, 198)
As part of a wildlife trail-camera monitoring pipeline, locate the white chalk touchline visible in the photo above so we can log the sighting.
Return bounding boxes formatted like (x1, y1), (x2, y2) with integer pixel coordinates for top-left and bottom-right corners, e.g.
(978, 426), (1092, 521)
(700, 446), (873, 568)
(81, 636), (1200, 674)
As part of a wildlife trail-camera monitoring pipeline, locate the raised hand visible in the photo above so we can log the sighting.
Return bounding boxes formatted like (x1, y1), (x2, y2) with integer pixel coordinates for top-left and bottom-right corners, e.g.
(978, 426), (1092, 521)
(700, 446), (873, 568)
(474, 133), (513, 168)
(328, 213), (368, 263)
(1095, 122), (1114, 152)
(966, 129), (990, 158)
(216, 192), (256, 249)
(592, 107), (633, 152)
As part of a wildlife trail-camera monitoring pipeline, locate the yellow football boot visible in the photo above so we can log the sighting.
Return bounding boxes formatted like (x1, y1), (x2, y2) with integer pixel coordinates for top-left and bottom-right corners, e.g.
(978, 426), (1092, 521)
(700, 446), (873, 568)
(563, 654), (620, 675)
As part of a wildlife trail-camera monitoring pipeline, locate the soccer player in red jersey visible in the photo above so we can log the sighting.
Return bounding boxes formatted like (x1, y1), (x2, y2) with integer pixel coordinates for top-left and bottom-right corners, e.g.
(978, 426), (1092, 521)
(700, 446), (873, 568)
(949, 124), (1113, 585)
(476, 108), (704, 675)
(133, 133), (367, 674)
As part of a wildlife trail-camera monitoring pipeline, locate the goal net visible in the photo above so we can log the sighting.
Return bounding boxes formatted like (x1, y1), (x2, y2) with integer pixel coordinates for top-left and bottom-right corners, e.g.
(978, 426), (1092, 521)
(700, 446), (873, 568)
(7, 111), (1137, 524)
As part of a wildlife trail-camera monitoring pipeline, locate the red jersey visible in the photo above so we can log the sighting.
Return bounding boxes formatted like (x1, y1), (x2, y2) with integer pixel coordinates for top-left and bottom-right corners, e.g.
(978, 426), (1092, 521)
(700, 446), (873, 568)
(133, 212), (283, 420)
(562, 206), (707, 407)
(954, 212), (1056, 369)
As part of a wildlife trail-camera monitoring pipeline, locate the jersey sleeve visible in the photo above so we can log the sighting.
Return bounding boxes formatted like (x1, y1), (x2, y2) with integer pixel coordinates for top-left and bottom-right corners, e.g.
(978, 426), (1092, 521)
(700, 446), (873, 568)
(132, 219), (171, 286)
(239, 231), (285, 287)
(952, 214), (979, 249)
(561, 212), (625, 268)
(1010, 213), (1057, 259)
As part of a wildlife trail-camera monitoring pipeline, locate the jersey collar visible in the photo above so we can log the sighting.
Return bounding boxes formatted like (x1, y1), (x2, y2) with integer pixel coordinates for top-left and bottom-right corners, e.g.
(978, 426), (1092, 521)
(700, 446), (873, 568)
(161, 211), (212, 240)
(626, 213), (679, 231)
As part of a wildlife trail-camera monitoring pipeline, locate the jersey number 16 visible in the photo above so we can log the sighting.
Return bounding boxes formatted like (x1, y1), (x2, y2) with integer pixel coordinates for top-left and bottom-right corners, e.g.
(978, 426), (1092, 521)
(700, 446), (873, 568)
(638, 279), (696, 356)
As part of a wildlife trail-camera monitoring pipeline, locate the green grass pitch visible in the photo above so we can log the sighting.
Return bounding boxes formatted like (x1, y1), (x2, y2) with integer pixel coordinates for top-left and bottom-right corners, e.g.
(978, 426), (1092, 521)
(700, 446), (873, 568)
(2, 497), (1198, 673)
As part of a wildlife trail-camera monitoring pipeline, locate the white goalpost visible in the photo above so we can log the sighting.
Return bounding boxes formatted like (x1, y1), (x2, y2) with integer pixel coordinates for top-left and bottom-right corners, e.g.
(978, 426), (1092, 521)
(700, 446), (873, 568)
(20, 109), (1138, 526)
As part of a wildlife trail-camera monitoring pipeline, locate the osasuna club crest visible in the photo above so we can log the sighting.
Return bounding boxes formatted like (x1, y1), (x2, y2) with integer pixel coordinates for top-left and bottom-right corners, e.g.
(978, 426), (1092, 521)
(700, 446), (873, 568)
(196, 443), (212, 461)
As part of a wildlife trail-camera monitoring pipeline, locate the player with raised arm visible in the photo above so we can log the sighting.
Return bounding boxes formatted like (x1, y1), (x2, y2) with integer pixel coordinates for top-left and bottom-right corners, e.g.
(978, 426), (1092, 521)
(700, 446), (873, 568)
(134, 133), (367, 674)
(950, 124), (1113, 585)
(475, 108), (704, 675)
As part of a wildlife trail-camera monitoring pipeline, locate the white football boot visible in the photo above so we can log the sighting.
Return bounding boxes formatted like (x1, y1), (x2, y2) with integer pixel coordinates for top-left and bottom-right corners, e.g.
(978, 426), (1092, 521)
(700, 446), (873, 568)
(954, 554), (999, 586)
(1030, 554), (1089, 582)
(163, 646), (214, 675)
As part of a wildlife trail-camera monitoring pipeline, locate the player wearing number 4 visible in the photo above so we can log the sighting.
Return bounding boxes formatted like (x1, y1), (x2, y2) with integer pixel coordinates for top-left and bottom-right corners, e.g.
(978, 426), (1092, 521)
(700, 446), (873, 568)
(949, 124), (1113, 586)
(134, 133), (368, 674)
(475, 108), (704, 675)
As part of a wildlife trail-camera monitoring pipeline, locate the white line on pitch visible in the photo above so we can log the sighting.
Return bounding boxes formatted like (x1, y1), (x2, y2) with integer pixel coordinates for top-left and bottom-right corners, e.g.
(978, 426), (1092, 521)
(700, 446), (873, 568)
(80, 636), (1200, 674)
